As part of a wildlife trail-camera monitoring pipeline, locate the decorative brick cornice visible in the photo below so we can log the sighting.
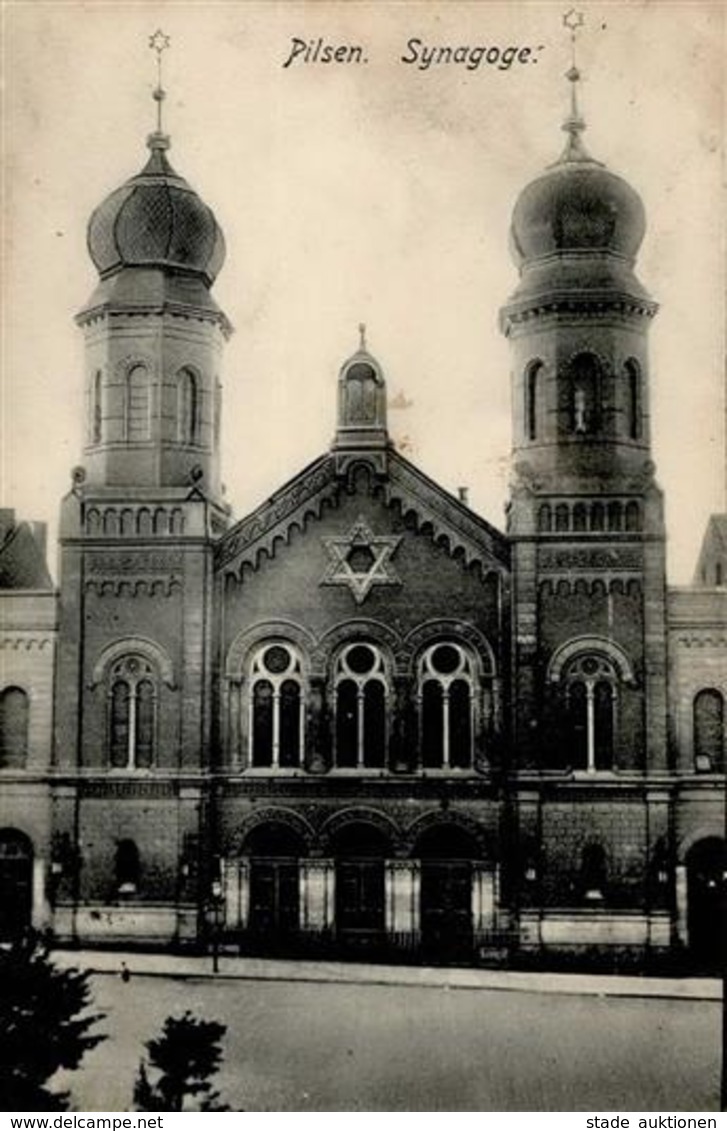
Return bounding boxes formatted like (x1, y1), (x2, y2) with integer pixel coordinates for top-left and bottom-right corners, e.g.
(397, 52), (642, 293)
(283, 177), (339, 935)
(215, 456), (338, 574)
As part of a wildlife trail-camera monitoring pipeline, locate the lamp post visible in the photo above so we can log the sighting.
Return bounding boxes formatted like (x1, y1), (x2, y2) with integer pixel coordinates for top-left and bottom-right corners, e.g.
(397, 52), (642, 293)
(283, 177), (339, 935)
(211, 878), (223, 974)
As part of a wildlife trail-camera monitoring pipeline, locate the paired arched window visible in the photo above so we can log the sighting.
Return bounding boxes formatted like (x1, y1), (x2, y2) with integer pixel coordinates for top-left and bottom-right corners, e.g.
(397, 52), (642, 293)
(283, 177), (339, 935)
(524, 360), (542, 442)
(562, 654), (618, 772)
(568, 353), (602, 435)
(249, 643), (304, 769)
(625, 358), (642, 440)
(0, 687), (29, 768)
(693, 689), (725, 771)
(124, 363), (150, 442)
(418, 643), (476, 770)
(177, 368), (200, 445)
(334, 643), (387, 769)
(108, 655), (157, 769)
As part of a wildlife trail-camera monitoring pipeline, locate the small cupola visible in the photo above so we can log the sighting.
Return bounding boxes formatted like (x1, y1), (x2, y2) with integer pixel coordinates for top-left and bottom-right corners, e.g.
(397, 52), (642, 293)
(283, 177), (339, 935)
(334, 324), (389, 451)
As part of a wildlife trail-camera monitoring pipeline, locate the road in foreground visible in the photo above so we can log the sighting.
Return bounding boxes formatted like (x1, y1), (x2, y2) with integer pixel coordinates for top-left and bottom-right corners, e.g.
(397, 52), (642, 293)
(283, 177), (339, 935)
(58, 972), (719, 1111)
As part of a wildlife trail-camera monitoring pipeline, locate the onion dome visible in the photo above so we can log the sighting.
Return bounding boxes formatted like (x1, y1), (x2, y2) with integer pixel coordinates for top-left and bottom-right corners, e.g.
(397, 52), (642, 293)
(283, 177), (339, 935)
(503, 60), (654, 318)
(87, 132), (225, 287)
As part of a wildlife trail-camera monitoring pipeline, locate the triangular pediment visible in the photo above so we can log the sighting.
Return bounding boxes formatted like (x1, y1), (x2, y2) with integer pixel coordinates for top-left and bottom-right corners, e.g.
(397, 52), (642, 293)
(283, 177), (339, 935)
(215, 450), (509, 579)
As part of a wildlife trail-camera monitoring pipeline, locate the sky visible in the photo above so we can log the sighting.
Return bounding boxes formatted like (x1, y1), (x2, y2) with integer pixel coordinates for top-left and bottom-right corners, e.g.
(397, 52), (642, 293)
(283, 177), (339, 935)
(1, 0), (724, 583)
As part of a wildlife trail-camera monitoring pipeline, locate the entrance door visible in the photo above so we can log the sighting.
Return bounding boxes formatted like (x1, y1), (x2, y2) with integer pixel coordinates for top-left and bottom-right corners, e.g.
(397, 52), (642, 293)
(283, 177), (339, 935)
(331, 823), (389, 955)
(243, 823), (304, 953)
(415, 825), (479, 964)
(687, 838), (727, 969)
(0, 830), (33, 939)
(249, 859), (299, 938)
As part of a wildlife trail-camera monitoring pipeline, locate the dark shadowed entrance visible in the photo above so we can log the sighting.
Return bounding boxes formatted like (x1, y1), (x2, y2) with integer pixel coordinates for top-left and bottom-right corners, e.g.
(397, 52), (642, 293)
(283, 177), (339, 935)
(245, 823), (304, 951)
(686, 837), (726, 969)
(415, 825), (479, 964)
(332, 823), (389, 955)
(0, 829), (33, 938)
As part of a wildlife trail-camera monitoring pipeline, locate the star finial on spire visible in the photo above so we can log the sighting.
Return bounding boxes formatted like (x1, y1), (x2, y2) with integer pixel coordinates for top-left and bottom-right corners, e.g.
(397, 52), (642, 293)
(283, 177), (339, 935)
(148, 29), (171, 137)
(358, 322), (367, 352)
(558, 9), (594, 164)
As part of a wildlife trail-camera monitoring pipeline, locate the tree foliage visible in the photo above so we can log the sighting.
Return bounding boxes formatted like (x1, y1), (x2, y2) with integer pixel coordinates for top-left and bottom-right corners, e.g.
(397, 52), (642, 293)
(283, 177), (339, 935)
(134, 1011), (229, 1112)
(0, 933), (106, 1111)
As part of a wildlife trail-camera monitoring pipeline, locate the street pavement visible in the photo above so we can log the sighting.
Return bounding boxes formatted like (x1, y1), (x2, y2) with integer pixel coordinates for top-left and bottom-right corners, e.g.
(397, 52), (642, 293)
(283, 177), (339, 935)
(50, 951), (721, 1112)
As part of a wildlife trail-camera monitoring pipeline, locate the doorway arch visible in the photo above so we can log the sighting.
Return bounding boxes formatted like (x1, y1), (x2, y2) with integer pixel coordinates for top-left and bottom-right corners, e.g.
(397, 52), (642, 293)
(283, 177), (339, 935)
(331, 822), (391, 951)
(0, 829), (33, 938)
(414, 824), (481, 963)
(243, 822), (306, 950)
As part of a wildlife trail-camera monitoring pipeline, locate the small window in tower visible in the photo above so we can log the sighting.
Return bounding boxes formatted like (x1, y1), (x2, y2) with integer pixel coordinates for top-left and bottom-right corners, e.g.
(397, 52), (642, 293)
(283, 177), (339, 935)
(92, 370), (103, 445)
(125, 363), (151, 442)
(569, 353), (602, 435)
(625, 359), (642, 441)
(177, 368), (200, 445)
(525, 361), (542, 442)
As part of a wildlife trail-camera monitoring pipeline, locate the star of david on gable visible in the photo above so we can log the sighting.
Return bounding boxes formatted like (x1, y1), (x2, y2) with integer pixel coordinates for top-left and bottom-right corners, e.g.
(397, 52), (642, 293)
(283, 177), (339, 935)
(321, 517), (402, 605)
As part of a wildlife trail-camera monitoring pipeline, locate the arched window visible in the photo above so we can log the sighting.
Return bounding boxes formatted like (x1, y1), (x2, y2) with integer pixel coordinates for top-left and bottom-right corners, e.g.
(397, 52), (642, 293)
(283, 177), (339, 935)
(177, 368), (200, 445)
(555, 504), (569, 532)
(624, 501), (641, 532)
(92, 370), (102, 445)
(538, 504), (552, 532)
(0, 688), (29, 768)
(562, 654), (619, 772)
(625, 359), (642, 440)
(249, 643), (304, 769)
(573, 503), (588, 532)
(607, 501), (623, 532)
(591, 502), (605, 531)
(334, 644), (388, 769)
(569, 353), (601, 435)
(418, 643), (476, 770)
(108, 656), (157, 769)
(693, 689), (725, 771)
(525, 360), (542, 442)
(125, 363), (150, 442)
(115, 839), (140, 896)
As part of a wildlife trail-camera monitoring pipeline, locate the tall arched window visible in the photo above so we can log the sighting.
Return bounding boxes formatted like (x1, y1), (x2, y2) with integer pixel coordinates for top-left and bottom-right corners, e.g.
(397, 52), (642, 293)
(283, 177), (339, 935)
(625, 359), (642, 440)
(525, 360), (542, 442)
(125, 363), (150, 442)
(562, 654), (618, 772)
(418, 643), (476, 770)
(177, 368), (200, 445)
(569, 353), (602, 435)
(92, 370), (103, 445)
(693, 689), (725, 771)
(334, 644), (388, 769)
(108, 656), (157, 769)
(249, 643), (304, 769)
(0, 688), (29, 768)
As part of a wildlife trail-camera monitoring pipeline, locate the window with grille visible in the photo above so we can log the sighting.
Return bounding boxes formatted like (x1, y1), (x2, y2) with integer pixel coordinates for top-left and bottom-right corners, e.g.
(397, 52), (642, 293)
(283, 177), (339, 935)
(334, 644), (388, 769)
(418, 643), (476, 770)
(108, 655), (157, 769)
(249, 643), (304, 769)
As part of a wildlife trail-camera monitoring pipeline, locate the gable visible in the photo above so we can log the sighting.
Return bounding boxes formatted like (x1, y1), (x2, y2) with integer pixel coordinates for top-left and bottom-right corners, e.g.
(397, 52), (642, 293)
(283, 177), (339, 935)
(215, 449), (509, 582)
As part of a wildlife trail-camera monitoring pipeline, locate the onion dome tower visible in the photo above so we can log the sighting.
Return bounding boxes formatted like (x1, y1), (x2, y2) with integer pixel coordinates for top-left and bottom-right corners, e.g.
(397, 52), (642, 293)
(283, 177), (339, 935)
(500, 13), (668, 773)
(75, 32), (231, 500)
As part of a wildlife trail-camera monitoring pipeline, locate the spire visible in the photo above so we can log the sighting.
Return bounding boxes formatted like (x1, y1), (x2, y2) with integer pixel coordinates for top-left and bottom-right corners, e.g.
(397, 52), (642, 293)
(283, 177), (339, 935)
(557, 9), (596, 165)
(147, 29), (171, 159)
